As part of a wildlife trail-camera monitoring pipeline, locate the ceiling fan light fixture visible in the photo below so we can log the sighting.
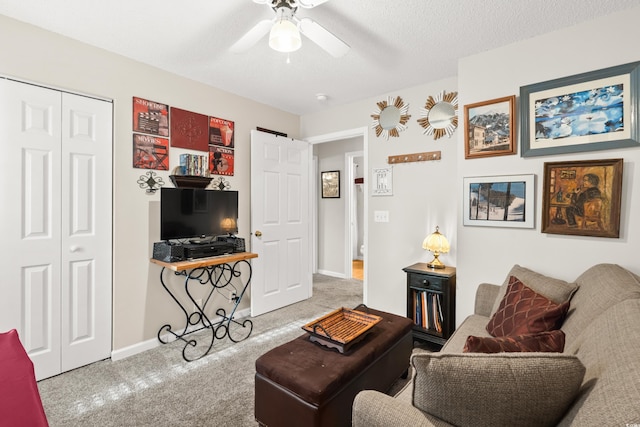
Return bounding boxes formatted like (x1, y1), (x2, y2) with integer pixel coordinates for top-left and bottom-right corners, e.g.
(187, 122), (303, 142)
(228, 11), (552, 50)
(269, 17), (302, 53)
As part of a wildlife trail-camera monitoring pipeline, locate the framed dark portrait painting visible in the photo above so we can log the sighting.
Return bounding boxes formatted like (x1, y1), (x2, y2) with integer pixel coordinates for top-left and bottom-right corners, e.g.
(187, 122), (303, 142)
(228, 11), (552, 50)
(542, 158), (623, 238)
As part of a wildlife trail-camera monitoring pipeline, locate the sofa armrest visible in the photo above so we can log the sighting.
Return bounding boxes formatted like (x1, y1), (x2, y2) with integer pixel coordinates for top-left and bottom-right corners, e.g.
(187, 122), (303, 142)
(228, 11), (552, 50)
(352, 390), (453, 427)
(474, 283), (500, 317)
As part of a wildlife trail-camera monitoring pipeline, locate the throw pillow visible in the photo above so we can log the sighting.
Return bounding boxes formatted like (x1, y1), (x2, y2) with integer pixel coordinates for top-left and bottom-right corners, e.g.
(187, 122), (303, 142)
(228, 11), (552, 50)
(463, 330), (565, 353)
(411, 352), (586, 427)
(486, 276), (570, 337)
(490, 264), (578, 317)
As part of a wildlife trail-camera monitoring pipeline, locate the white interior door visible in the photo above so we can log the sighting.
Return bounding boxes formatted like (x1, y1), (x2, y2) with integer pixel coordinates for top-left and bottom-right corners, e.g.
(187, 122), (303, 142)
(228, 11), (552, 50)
(250, 130), (311, 317)
(0, 78), (112, 380)
(0, 79), (63, 380)
(60, 92), (112, 373)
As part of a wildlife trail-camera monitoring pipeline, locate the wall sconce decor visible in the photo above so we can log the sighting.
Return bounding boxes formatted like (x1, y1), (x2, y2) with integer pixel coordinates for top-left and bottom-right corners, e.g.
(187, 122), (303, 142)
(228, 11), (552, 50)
(137, 170), (165, 194)
(371, 96), (411, 140)
(418, 90), (458, 140)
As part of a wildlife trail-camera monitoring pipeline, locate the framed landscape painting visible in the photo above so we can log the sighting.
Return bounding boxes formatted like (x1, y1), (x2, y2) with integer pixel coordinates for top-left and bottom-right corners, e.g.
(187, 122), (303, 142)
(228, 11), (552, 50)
(520, 61), (640, 157)
(463, 174), (535, 228)
(542, 158), (623, 238)
(321, 170), (340, 198)
(464, 95), (516, 159)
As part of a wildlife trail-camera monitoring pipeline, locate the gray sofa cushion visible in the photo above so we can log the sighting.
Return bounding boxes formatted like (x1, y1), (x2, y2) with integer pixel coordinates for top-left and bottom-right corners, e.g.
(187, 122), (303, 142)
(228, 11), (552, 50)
(411, 352), (585, 427)
(559, 298), (640, 426)
(562, 263), (640, 348)
(490, 264), (578, 316)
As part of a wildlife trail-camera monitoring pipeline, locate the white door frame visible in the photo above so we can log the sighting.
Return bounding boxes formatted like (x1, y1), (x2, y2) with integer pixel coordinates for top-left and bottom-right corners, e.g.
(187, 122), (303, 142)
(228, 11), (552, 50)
(345, 150), (363, 277)
(305, 127), (368, 303)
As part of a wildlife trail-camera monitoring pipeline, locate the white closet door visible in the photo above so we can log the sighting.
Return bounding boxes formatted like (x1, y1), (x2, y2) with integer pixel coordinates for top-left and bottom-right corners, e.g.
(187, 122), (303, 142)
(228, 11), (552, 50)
(0, 79), (63, 380)
(0, 79), (112, 380)
(60, 92), (112, 373)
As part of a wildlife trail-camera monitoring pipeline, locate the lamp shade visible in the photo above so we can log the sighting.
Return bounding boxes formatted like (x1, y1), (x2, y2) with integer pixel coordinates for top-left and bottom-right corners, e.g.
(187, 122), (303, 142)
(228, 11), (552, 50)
(269, 18), (302, 53)
(220, 217), (237, 233)
(422, 226), (450, 269)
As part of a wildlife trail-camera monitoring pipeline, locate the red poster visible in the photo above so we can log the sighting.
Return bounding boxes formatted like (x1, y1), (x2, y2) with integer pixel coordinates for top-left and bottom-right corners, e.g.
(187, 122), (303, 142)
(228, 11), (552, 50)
(209, 116), (235, 148)
(133, 134), (169, 170)
(209, 146), (234, 176)
(132, 97), (169, 136)
(170, 107), (209, 151)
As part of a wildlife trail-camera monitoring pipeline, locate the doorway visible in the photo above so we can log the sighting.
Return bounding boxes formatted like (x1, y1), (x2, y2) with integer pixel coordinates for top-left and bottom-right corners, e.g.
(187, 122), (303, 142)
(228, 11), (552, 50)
(306, 127), (368, 301)
(347, 151), (364, 281)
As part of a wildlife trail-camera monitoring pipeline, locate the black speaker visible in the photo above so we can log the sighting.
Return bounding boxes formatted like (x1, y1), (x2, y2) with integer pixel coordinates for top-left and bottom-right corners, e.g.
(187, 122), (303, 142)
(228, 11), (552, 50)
(152, 242), (185, 262)
(217, 236), (246, 253)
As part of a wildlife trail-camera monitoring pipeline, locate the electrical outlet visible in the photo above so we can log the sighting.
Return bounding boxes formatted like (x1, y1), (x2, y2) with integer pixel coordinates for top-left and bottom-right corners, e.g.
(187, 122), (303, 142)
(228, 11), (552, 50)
(230, 292), (237, 303)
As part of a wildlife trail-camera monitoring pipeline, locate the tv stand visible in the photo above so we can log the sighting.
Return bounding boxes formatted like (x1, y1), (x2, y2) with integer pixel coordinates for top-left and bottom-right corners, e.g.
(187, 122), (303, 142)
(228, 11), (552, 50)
(150, 252), (258, 361)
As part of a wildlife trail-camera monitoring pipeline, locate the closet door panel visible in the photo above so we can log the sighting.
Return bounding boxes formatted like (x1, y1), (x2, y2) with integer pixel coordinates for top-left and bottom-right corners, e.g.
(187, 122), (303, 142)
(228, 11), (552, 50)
(0, 79), (63, 381)
(60, 93), (112, 372)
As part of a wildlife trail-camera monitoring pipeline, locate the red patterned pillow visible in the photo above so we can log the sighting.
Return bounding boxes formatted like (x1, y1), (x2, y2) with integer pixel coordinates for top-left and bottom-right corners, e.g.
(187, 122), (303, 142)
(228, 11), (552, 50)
(463, 330), (566, 353)
(486, 276), (570, 337)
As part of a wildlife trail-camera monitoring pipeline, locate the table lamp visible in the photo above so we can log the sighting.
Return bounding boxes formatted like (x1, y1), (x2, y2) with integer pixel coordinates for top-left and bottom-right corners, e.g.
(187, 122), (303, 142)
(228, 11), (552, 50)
(220, 217), (237, 235)
(422, 226), (450, 269)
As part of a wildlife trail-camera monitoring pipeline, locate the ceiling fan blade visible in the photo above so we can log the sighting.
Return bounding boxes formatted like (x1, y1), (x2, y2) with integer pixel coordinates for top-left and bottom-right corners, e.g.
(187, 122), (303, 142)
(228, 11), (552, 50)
(229, 19), (273, 53)
(298, 17), (349, 58)
(297, 0), (331, 8)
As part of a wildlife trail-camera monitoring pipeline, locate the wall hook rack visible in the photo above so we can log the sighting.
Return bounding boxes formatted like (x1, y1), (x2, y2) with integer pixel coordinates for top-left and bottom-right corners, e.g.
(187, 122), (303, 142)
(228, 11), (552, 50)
(388, 151), (441, 164)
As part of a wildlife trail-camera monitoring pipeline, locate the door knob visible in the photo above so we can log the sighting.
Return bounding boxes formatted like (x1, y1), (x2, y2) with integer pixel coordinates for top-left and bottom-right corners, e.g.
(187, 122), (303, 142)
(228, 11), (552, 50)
(70, 246), (80, 253)
(254, 230), (262, 237)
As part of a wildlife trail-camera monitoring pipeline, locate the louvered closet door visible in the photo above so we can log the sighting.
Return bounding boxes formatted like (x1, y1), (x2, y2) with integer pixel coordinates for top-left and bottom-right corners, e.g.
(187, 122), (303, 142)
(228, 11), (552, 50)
(0, 79), (112, 380)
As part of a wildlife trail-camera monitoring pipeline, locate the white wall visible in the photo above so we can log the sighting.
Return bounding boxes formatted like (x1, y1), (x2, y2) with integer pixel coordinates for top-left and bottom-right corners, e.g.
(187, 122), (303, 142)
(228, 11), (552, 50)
(455, 5), (640, 323)
(303, 5), (640, 325)
(0, 15), (299, 352)
(302, 77), (460, 316)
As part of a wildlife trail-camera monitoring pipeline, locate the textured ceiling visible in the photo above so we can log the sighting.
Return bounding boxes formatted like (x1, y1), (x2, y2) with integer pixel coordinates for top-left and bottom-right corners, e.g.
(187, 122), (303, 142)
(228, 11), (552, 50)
(0, 0), (637, 115)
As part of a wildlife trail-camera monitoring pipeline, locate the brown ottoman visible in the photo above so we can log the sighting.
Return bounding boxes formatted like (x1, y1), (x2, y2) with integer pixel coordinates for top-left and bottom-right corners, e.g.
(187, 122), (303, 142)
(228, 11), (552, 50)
(255, 306), (413, 427)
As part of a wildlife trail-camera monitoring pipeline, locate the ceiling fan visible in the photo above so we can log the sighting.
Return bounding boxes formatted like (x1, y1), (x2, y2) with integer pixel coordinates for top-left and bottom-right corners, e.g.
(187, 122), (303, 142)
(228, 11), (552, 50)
(230, 0), (350, 58)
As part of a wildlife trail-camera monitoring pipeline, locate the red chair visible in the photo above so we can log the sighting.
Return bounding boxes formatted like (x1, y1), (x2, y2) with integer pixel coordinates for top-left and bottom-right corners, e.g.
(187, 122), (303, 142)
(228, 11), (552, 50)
(0, 329), (49, 426)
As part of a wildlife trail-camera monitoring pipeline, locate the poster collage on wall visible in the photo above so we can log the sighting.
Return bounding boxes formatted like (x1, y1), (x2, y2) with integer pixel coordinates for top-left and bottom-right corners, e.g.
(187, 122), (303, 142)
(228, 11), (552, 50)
(132, 96), (235, 176)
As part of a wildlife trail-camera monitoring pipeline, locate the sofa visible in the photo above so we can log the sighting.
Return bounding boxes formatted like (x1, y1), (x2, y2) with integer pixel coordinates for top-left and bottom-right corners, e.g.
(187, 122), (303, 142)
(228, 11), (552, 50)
(353, 263), (640, 427)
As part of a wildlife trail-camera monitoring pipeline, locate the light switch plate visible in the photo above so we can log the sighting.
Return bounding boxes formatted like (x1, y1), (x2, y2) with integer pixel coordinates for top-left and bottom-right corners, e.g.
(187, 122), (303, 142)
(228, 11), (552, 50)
(374, 210), (389, 222)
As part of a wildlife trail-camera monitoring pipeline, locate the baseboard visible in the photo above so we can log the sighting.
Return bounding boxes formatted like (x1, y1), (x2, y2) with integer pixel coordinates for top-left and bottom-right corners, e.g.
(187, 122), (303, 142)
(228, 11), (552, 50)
(110, 307), (252, 361)
(317, 269), (346, 279)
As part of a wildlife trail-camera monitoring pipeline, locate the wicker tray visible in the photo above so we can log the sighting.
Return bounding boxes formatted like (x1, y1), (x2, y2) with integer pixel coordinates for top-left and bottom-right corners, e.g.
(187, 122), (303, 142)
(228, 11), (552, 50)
(302, 307), (382, 353)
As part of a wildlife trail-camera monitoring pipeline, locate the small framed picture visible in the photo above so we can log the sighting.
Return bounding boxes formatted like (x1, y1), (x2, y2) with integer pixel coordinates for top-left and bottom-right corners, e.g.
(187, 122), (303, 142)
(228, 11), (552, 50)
(321, 170), (340, 198)
(463, 174), (535, 228)
(464, 95), (516, 159)
(542, 158), (623, 238)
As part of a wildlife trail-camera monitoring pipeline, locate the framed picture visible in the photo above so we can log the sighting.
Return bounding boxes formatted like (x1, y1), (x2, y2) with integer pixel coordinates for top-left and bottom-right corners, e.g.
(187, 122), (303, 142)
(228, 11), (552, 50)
(463, 174), (535, 228)
(372, 167), (393, 196)
(464, 95), (516, 159)
(520, 61), (640, 157)
(321, 170), (340, 198)
(542, 158), (623, 238)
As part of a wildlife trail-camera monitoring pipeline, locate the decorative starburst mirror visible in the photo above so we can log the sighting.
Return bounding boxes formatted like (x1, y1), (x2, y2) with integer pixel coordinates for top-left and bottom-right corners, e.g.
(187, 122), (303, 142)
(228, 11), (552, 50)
(418, 90), (458, 140)
(371, 96), (411, 140)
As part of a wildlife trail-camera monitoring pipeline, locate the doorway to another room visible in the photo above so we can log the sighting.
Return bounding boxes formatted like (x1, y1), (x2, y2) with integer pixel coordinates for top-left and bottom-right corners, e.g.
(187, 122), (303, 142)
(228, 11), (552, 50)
(349, 153), (365, 281)
(309, 129), (366, 285)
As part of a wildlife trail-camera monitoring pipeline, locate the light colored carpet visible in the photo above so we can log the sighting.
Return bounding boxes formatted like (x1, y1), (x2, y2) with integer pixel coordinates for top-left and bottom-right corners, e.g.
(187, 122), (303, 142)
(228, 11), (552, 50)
(39, 274), (408, 426)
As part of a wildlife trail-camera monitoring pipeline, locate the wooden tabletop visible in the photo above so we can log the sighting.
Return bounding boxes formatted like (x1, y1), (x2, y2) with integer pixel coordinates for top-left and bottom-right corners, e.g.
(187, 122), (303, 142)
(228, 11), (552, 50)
(150, 252), (258, 271)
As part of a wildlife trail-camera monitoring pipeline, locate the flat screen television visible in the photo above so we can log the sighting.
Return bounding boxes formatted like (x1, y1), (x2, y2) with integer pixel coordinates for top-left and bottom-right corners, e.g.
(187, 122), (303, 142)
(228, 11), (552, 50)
(160, 188), (238, 241)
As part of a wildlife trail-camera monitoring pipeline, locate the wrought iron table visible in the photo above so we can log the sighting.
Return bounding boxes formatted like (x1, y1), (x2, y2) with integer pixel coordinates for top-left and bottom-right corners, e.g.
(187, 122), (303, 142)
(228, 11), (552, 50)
(150, 252), (258, 361)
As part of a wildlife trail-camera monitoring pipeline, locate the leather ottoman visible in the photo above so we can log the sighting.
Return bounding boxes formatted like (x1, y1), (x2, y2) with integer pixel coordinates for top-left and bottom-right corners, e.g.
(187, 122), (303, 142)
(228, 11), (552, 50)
(254, 306), (413, 427)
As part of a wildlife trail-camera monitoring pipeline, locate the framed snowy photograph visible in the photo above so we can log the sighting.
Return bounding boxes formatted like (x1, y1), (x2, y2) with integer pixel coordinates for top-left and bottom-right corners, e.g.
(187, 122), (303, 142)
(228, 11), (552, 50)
(463, 174), (535, 228)
(520, 61), (640, 157)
